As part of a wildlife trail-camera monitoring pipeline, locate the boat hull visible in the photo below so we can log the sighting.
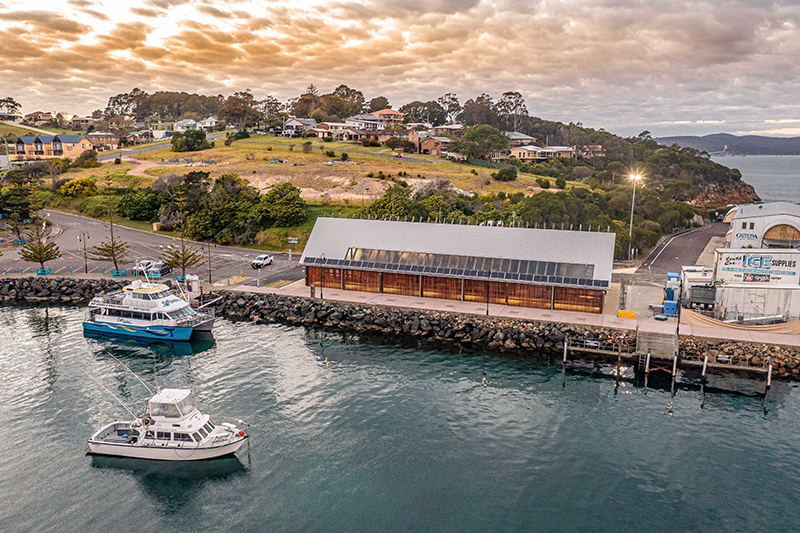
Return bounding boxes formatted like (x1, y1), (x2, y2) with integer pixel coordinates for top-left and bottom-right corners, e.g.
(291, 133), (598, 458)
(83, 321), (195, 341)
(86, 436), (247, 461)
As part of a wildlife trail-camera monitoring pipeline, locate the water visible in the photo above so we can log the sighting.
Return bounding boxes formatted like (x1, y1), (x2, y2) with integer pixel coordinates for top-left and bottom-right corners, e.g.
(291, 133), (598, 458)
(2, 306), (800, 532)
(712, 155), (800, 203)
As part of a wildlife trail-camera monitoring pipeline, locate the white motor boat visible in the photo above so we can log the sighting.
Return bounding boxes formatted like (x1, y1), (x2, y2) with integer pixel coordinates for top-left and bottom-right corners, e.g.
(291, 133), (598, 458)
(87, 388), (247, 461)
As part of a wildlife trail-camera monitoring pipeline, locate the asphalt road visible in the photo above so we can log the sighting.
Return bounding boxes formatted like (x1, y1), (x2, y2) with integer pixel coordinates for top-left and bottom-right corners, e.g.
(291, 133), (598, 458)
(634, 223), (728, 280)
(1, 210), (305, 287)
(97, 132), (228, 162)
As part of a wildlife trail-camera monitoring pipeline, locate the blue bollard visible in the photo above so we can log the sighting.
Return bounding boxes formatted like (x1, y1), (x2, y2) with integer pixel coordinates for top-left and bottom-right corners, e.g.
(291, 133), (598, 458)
(20, 268), (23, 274)
(70, 267), (73, 274)
(227, 278), (230, 285)
(102, 268), (105, 275)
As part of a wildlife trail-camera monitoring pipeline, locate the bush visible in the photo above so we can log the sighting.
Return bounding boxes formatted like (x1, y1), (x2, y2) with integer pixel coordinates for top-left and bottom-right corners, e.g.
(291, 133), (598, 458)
(536, 177), (551, 189)
(58, 177), (98, 198)
(322, 136), (333, 142)
(232, 131), (250, 141)
(471, 169), (478, 175)
(171, 130), (213, 152)
(114, 157), (121, 165)
(555, 177), (566, 189)
(325, 150), (335, 158)
(341, 152), (349, 161)
(74, 149), (99, 169)
(118, 189), (167, 221)
(366, 172), (374, 177)
(369, 140), (381, 147)
(224, 137), (233, 146)
(491, 167), (518, 182)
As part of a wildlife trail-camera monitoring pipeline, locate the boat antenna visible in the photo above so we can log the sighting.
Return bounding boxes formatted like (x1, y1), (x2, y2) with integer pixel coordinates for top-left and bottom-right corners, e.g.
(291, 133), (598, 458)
(80, 369), (138, 419)
(101, 349), (155, 394)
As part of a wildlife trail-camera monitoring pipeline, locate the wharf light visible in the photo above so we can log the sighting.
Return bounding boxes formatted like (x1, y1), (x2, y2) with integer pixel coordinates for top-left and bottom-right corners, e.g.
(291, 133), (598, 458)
(628, 174), (643, 262)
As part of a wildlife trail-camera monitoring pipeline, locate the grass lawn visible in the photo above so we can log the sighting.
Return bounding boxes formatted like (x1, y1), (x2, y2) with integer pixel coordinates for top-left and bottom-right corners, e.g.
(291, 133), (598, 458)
(0, 123), (40, 137)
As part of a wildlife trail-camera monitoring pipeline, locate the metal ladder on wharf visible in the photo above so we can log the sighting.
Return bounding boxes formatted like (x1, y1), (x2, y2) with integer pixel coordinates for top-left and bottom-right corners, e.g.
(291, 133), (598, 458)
(635, 328), (679, 373)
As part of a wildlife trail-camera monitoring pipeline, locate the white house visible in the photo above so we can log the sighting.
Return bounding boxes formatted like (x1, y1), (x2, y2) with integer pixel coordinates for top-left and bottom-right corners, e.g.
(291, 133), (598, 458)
(172, 119), (197, 133)
(198, 116), (218, 131)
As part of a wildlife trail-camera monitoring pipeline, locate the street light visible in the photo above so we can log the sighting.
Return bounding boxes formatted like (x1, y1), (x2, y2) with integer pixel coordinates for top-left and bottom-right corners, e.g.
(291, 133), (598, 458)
(204, 243), (212, 283)
(78, 231), (89, 273)
(628, 174), (642, 262)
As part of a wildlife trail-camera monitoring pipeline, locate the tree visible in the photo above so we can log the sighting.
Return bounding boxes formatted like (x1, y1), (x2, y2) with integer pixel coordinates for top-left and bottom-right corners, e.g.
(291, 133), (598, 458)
(368, 96), (391, 112)
(0, 96), (21, 116)
(398, 101), (446, 125)
(58, 177), (98, 198)
(74, 149), (100, 168)
(437, 93), (461, 124)
(491, 167), (517, 182)
(459, 94), (498, 126)
(448, 124), (508, 159)
(496, 91), (528, 132)
(88, 206), (130, 271)
(259, 182), (307, 227)
(259, 95), (282, 123)
(171, 130), (213, 152)
(331, 85), (366, 117)
(218, 90), (261, 132)
(19, 225), (61, 269)
(160, 231), (205, 277)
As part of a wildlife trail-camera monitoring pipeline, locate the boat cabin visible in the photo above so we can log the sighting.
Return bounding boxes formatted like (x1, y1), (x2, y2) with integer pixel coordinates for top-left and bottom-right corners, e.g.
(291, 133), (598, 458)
(148, 388), (198, 420)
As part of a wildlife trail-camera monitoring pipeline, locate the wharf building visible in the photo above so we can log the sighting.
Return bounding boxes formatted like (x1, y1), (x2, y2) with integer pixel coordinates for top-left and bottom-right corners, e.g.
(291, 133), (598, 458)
(693, 202), (800, 324)
(300, 217), (616, 315)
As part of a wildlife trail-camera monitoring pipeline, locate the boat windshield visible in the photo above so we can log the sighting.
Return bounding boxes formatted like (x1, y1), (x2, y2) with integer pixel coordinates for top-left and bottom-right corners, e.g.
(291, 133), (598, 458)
(150, 394), (196, 418)
(150, 290), (172, 300)
(167, 307), (194, 319)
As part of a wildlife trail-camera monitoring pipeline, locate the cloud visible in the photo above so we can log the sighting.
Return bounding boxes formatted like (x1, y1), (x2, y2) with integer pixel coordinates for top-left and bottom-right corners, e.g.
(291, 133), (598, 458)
(1, 0), (799, 136)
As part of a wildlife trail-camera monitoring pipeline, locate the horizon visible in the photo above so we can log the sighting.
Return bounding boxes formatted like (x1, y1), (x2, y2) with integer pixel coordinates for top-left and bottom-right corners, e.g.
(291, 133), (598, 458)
(2, 0), (800, 138)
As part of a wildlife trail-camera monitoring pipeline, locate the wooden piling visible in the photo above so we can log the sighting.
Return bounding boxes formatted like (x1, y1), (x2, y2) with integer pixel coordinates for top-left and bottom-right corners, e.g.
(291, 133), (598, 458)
(767, 357), (773, 389)
(702, 354), (708, 380)
(672, 355), (678, 376)
(563, 337), (568, 363)
(645, 352), (651, 374)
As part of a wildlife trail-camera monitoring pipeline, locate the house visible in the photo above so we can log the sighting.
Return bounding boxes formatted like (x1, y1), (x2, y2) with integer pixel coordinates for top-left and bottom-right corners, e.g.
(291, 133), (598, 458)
(172, 119), (197, 133)
(127, 130), (154, 144)
(420, 136), (451, 156)
(24, 111), (53, 123)
(198, 116), (218, 131)
(368, 108), (405, 127)
(577, 145), (606, 158)
(377, 129), (419, 146)
(0, 113), (23, 122)
(307, 122), (351, 140)
(433, 124), (463, 135)
(345, 114), (385, 131)
(12, 134), (92, 160)
(505, 132), (537, 148)
(70, 116), (100, 130)
(283, 118), (317, 136)
(511, 145), (576, 162)
(87, 132), (120, 151)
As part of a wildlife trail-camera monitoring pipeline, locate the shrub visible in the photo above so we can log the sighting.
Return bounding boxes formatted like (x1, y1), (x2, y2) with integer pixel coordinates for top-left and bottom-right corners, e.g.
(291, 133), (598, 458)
(555, 177), (566, 189)
(59, 177), (98, 198)
(323, 136), (333, 142)
(536, 177), (551, 189)
(471, 169), (478, 175)
(267, 146), (272, 151)
(369, 140), (380, 147)
(224, 137), (233, 146)
(325, 150), (335, 158)
(366, 172), (374, 177)
(341, 152), (349, 161)
(491, 167), (518, 182)
(171, 130), (212, 152)
(114, 157), (121, 165)
(302, 142), (313, 153)
(74, 149), (100, 168)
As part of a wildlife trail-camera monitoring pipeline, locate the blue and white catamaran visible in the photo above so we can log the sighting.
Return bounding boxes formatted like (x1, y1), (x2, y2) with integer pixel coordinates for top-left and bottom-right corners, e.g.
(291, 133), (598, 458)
(83, 280), (214, 341)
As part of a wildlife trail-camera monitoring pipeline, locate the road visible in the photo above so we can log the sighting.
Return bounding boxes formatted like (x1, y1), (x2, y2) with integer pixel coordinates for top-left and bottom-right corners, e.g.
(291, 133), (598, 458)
(96, 132), (228, 162)
(633, 223), (728, 280)
(1, 210), (305, 287)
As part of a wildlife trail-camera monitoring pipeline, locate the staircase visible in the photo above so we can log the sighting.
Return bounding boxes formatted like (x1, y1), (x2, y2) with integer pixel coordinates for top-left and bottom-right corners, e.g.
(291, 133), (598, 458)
(636, 331), (678, 371)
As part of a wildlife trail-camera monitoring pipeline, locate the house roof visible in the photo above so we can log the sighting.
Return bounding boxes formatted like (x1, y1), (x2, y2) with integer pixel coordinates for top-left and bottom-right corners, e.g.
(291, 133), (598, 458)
(17, 136), (37, 144)
(733, 202), (800, 220)
(505, 132), (536, 140)
(424, 136), (451, 142)
(514, 145), (547, 151)
(56, 134), (87, 143)
(300, 217), (616, 284)
(371, 108), (403, 115)
(347, 114), (383, 122)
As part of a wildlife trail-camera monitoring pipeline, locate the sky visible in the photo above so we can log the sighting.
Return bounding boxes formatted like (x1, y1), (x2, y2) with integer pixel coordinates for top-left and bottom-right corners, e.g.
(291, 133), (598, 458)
(2, 0), (800, 138)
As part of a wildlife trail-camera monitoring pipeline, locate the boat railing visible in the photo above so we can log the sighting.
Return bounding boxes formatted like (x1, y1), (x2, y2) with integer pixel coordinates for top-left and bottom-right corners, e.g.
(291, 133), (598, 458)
(174, 309), (215, 328)
(90, 293), (126, 306)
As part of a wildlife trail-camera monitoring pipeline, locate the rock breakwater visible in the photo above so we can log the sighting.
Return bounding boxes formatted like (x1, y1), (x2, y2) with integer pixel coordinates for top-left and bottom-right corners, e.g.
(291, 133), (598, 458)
(0, 277), (128, 303)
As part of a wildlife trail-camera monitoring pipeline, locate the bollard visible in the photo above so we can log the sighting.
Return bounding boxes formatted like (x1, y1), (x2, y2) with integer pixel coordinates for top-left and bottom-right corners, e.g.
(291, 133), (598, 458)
(102, 268), (105, 275)
(70, 267), (73, 274)
(240, 269), (243, 277)
(20, 268), (23, 274)
(227, 278), (230, 285)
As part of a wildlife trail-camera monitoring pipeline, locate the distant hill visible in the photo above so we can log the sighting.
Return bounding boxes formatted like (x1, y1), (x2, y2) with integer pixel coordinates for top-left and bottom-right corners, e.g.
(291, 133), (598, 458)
(656, 133), (800, 155)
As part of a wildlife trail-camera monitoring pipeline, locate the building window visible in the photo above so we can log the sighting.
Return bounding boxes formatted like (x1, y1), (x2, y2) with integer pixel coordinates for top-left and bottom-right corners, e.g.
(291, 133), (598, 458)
(741, 222), (747, 229)
(749, 222), (755, 230)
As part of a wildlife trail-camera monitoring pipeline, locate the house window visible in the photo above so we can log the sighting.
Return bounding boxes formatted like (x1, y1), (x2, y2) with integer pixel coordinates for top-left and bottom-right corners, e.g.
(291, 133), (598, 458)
(749, 222), (755, 230)
(741, 222), (747, 229)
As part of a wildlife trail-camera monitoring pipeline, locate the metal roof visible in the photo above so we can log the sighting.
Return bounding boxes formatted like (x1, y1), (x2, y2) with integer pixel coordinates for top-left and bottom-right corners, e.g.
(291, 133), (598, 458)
(301, 217), (615, 283)
(733, 202), (800, 219)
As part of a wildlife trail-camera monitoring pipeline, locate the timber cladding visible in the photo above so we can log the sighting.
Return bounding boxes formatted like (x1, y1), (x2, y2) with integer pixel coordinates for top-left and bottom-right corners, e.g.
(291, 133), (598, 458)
(305, 267), (605, 314)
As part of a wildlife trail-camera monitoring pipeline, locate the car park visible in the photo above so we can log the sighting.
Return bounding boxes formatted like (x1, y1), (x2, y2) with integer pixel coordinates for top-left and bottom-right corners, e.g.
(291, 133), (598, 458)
(251, 254), (274, 269)
(132, 260), (153, 276)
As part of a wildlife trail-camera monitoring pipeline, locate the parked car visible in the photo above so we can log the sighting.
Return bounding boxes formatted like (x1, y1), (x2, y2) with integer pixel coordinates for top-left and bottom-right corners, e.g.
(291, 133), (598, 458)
(251, 254), (274, 269)
(147, 262), (172, 277)
(132, 260), (153, 276)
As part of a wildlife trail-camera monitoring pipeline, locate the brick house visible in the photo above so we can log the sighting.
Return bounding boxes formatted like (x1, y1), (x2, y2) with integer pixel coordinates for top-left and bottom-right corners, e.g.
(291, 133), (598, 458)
(420, 136), (451, 156)
(87, 132), (120, 151)
(13, 134), (93, 160)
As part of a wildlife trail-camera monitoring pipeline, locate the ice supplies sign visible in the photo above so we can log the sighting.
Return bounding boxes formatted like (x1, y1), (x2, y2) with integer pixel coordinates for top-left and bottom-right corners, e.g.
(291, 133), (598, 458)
(719, 251), (800, 285)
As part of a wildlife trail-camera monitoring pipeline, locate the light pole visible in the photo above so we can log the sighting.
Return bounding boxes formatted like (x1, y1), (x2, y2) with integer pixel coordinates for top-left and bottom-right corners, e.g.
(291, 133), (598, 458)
(628, 174), (642, 262)
(205, 243), (212, 283)
(78, 232), (89, 273)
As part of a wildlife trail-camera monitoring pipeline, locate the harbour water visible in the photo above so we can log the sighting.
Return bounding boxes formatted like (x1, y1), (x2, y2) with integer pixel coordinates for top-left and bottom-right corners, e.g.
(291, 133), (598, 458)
(712, 155), (800, 203)
(2, 306), (800, 532)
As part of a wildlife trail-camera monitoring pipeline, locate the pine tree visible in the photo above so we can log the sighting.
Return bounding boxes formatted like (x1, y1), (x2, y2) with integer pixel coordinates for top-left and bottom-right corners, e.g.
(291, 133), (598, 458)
(160, 229), (205, 277)
(88, 207), (130, 271)
(19, 225), (61, 269)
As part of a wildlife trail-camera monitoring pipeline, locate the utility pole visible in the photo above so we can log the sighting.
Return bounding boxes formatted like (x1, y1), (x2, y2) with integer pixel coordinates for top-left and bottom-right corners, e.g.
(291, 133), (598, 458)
(78, 232), (89, 273)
